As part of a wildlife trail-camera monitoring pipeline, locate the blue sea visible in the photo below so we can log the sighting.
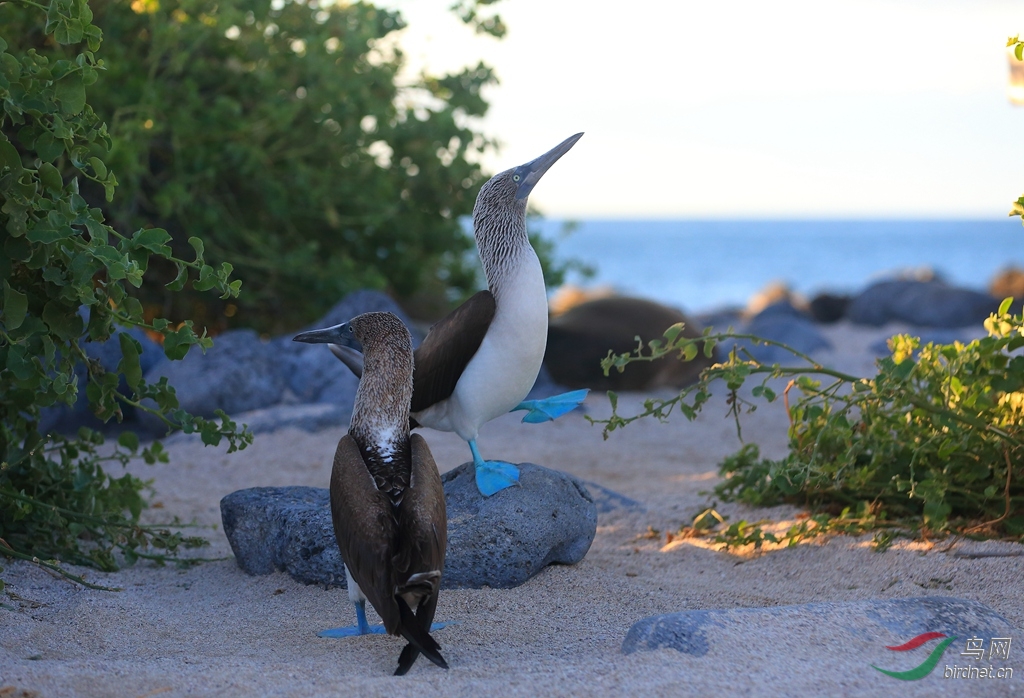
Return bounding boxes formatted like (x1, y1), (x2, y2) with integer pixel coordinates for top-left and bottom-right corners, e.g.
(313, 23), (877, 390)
(534, 219), (1024, 313)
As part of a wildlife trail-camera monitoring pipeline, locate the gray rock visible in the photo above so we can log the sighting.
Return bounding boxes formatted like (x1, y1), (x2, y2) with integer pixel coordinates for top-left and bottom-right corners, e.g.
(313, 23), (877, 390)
(441, 462), (598, 588)
(221, 486), (344, 586)
(808, 292), (850, 324)
(40, 325), (163, 435)
(270, 289), (420, 406)
(232, 403), (349, 435)
(848, 280), (999, 328)
(622, 596), (1014, 657)
(140, 329), (286, 433)
(727, 303), (831, 364)
(220, 462), (598, 589)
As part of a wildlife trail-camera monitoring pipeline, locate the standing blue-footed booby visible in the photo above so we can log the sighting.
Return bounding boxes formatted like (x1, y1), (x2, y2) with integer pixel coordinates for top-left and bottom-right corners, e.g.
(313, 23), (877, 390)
(298, 133), (588, 497)
(299, 312), (448, 675)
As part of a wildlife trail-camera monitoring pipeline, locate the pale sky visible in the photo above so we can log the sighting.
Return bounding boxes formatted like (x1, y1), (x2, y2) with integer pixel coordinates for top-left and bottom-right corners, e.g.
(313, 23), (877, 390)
(386, 0), (1024, 219)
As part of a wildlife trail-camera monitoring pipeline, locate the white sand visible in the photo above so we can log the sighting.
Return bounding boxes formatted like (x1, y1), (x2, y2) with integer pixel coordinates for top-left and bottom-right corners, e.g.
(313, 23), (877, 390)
(2, 322), (1022, 697)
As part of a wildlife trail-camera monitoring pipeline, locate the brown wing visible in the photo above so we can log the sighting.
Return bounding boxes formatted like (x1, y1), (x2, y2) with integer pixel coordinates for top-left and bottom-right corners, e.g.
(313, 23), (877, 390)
(330, 434), (401, 633)
(394, 433), (447, 626)
(411, 290), (496, 414)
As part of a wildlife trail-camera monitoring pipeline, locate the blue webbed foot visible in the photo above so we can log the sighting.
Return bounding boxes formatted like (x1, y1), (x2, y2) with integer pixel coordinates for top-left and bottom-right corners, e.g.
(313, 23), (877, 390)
(319, 621), (456, 638)
(318, 624), (387, 637)
(468, 439), (520, 496)
(475, 460), (520, 496)
(320, 599), (457, 637)
(512, 389), (589, 423)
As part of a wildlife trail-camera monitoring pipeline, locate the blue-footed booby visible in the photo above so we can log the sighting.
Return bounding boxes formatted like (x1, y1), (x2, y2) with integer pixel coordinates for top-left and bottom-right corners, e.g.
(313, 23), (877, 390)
(297, 133), (588, 497)
(304, 312), (448, 675)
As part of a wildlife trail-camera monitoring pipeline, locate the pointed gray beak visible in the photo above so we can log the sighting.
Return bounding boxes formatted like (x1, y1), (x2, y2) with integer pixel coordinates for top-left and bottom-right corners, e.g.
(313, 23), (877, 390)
(515, 132), (583, 200)
(293, 322), (362, 352)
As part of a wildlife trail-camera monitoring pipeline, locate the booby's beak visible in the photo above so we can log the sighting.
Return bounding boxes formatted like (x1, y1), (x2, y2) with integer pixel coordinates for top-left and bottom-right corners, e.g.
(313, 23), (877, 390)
(293, 322), (362, 352)
(515, 132), (583, 200)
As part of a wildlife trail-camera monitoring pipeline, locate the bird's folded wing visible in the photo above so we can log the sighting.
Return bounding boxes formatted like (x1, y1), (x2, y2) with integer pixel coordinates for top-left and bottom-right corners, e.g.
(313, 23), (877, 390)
(411, 290), (496, 414)
(330, 434), (400, 632)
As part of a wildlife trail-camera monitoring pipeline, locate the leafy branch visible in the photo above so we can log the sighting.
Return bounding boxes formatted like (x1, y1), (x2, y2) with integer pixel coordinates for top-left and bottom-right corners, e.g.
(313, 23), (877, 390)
(1, 0), (251, 586)
(591, 300), (1024, 540)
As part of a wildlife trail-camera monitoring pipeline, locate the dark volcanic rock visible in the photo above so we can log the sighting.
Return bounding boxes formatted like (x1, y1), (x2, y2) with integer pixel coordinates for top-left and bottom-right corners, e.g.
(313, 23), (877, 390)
(727, 302), (831, 364)
(622, 597), (1014, 656)
(221, 487), (344, 586)
(221, 463), (599, 589)
(441, 462), (597, 588)
(273, 290), (422, 406)
(545, 296), (715, 391)
(139, 290), (419, 435)
(808, 293), (850, 323)
(847, 280), (999, 328)
(140, 329), (286, 433)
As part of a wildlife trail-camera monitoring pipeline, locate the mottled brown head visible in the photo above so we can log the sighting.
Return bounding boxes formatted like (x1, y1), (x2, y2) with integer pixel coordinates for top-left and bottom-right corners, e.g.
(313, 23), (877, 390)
(346, 311), (414, 433)
(472, 132), (584, 289)
(293, 311), (414, 446)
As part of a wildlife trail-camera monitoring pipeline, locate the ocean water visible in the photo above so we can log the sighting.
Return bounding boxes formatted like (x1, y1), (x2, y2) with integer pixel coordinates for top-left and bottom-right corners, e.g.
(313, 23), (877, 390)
(535, 219), (1024, 313)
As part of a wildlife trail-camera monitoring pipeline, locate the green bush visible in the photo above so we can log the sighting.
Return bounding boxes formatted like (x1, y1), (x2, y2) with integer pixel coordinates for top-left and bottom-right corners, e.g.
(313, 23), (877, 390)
(3, 0), (508, 335)
(1, 0), (250, 588)
(595, 303), (1024, 544)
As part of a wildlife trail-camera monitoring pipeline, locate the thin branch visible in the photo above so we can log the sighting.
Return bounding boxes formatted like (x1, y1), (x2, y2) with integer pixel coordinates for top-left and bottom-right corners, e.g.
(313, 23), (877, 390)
(0, 539), (121, 591)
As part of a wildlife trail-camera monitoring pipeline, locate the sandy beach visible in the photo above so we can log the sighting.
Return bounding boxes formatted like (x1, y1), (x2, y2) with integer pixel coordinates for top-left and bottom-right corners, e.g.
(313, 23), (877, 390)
(2, 320), (1023, 697)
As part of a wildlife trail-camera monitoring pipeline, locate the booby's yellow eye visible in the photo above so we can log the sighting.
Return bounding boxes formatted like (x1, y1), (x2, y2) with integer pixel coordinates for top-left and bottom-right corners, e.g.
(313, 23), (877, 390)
(512, 174), (520, 182)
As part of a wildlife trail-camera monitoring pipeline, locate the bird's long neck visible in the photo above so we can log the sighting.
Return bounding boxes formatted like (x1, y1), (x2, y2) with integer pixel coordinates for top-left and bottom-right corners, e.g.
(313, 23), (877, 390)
(349, 346), (413, 505)
(473, 198), (534, 303)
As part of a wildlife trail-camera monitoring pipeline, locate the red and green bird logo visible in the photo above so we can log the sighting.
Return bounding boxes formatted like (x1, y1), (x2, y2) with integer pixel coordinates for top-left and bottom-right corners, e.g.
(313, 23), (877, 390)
(872, 632), (957, 681)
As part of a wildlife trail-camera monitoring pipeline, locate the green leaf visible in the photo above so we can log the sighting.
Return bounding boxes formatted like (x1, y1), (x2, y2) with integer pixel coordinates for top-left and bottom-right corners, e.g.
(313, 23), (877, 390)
(118, 430), (140, 451)
(42, 300), (84, 341)
(1016, 43), (1023, 61)
(38, 162), (63, 193)
(55, 73), (86, 114)
(188, 236), (205, 261)
(0, 138), (23, 175)
(998, 297), (1013, 316)
(162, 324), (197, 361)
(118, 332), (143, 390)
(4, 281), (28, 330)
(194, 264), (217, 291)
(34, 133), (65, 163)
(53, 18), (86, 46)
(131, 227), (171, 254)
(6, 344), (36, 380)
(88, 156), (107, 179)
(27, 226), (73, 244)
(166, 263), (188, 291)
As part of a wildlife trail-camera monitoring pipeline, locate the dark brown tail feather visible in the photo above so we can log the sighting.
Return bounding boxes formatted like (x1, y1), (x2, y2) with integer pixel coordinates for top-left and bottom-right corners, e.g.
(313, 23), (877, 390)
(393, 596), (447, 674)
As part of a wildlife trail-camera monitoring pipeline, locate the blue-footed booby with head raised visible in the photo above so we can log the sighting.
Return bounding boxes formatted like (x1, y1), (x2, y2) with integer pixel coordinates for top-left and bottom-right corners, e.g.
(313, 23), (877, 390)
(305, 312), (449, 675)
(297, 133), (588, 497)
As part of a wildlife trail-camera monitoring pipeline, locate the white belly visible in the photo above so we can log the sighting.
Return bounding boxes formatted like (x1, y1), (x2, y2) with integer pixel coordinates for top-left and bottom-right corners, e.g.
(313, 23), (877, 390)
(412, 251), (548, 442)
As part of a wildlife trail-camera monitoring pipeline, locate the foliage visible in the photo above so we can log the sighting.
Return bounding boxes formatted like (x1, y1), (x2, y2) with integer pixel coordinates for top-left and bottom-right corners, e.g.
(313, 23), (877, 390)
(1, 0), (250, 587)
(593, 301), (1024, 544)
(2, 0), (509, 335)
(1009, 35), (1024, 224)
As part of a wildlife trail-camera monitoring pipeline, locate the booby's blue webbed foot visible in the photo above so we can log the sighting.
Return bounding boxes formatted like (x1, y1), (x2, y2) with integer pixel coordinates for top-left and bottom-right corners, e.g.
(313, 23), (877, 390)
(475, 461), (520, 496)
(319, 621), (456, 638)
(320, 599), (456, 637)
(512, 389), (589, 423)
(468, 439), (520, 496)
